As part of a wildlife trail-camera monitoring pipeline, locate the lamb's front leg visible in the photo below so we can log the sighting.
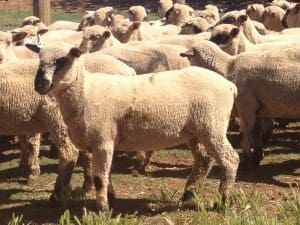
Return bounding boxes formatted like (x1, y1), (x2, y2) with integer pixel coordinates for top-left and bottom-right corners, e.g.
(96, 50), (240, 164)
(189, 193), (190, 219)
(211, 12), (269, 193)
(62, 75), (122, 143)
(92, 141), (114, 212)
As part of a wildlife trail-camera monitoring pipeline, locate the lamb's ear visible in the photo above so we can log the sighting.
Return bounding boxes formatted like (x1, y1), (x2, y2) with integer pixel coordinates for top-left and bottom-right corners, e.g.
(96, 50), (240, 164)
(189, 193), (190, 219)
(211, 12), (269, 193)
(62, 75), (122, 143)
(33, 19), (42, 25)
(295, 3), (300, 13)
(25, 43), (41, 53)
(131, 21), (141, 30)
(103, 30), (111, 39)
(37, 28), (48, 35)
(180, 49), (196, 58)
(230, 27), (239, 38)
(238, 14), (248, 23)
(12, 31), (27, 43)
(68, 47), (82, 58)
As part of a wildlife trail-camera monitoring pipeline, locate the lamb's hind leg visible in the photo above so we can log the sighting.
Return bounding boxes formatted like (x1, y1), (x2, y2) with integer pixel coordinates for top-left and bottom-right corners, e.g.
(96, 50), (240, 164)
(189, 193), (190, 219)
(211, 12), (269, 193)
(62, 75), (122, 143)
(92, 141), (114, 212)
(182, 137), (215, 202)
(19, 133), (41, 180)
(201, 135), (239, 203)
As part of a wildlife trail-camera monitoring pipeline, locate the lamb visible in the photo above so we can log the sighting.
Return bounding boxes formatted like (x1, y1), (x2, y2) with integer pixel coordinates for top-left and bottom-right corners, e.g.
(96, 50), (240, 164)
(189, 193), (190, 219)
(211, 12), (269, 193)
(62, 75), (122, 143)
(34, 45), (239, 212)
(128, 5), (148, 22)
(166, 3), (193, 26)
(180, 40), (300, 167)
(217, 11), (300, 44)
(0, 59), (85, 200)
(210, 23), (300, 56)
(261, 5), (285, 31)
(157, 0), (173, 19)
(246, 4), (265, 22)
(99, 44), (190, 74)
(196, 4), (220, 25)
(94, 7), (114, 27)
(282, 3), (300, 28)
(79, 25), (121, 52)
(271, 0), (296, 10)
(180, 17), (211, 34)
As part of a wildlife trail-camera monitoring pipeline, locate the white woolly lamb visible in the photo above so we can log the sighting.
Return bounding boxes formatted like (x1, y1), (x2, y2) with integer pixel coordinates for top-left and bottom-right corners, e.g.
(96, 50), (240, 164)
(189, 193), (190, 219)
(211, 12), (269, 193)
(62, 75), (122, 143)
(34, 45), (239, 212)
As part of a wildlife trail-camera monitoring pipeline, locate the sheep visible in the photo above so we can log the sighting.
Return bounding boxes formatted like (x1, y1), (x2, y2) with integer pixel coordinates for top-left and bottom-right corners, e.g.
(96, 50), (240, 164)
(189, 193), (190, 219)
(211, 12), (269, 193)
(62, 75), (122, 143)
(271, 0), (296, 10)
(94, 7), (114, 27)
(99, 44), (190, 74)
(180, 40), (300, 167)
(128, 5), (148, 22)
(22, 16), (44, 27)
(246, 4), (265, 22)
(34, 45), (239, 211)
(282, 3), (300, 28)
(47, 21), (80, 31)
(0, 59), (85, 200)
(196, 4), (220, 25)
(166, 3), (193, 26)
(79, 25), (121, 52)
(157, 0), (173, 19)
(261, 6), (285, 31)
(217, 11), (300, 44)
(210, 23), (300, 56)
(180, 17), (211, 34)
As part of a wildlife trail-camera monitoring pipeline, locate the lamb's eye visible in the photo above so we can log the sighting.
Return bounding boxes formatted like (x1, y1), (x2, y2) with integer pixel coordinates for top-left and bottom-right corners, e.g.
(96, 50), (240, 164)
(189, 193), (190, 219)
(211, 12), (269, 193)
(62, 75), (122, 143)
(90, 35), (97, 41)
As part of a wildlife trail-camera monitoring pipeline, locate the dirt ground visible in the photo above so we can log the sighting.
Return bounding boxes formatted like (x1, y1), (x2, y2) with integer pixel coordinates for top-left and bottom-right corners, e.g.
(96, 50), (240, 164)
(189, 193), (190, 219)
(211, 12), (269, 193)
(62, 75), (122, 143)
(0, 122), (299, 224)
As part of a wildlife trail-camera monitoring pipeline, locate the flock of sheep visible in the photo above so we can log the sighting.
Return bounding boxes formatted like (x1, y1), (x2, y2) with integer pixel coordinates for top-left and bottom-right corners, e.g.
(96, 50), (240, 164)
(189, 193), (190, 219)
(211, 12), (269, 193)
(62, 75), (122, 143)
(0, 0), (299, 212)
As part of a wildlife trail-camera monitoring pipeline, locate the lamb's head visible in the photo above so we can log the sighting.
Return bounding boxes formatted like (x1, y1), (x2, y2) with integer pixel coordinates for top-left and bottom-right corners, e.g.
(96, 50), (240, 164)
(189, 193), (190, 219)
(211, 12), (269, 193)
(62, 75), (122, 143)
(94, 7), (114, 27)
(32, 45), (82, 95)
(12, 25), (48, 46)
(282, 3), (300, 28)
(79, 25), (111, 53)
(157, 0), (173, 18)
(210, 24), (240, 55)
(197, 4), (220, 25)
(180, 40), (232, 76)
(22, 16), (42, 26)
(246, 4), (265, 22)
(0, 31), (27, 63)
(261, 5), (285, 31)
(270, 0), (295, 10)
(180, 17), (211, 34)
(111, 20), (141, 43)
(217, 10), (248, 27)
(129, 5), (148, 22)
(167, 3), (193, 26)
(77, 13), (95, 31)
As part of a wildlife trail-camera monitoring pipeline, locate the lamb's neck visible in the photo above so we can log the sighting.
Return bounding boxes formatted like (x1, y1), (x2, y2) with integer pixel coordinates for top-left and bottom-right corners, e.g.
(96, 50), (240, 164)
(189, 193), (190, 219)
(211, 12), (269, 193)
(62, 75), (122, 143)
(3, 46), (18, 63)
(242, 19), (263, 44)
(239, 32), (255, 52)
(55, 64), (86, 127)
(199, 44), (233, 78)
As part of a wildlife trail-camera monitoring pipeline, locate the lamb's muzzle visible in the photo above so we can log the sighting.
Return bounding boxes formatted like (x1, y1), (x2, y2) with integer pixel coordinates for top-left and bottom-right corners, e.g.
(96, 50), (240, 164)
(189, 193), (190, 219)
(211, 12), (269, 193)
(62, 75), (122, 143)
(34, 67), (53, 94)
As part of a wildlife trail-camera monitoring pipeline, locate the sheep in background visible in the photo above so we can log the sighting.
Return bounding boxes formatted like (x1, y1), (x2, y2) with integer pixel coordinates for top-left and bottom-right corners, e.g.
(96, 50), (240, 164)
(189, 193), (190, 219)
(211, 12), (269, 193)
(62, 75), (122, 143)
(271, 0), (296, 10)
(261, 6), (285, 31)
(181, 40), (300, 167)
(282, 3), (300, 28)
(34, 45), (239, 212)
(246, 4), (265, 22)
(94, 7), (114, 27)
(180, 17), (211, 34)
(196, 4), (220, 25)
(128, 5), (148, 22)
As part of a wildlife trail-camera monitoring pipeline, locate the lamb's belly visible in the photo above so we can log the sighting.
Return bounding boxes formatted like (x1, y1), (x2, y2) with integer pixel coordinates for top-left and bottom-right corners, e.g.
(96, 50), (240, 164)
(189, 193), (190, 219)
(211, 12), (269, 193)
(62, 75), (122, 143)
(116, 131), (190, 151)
(259, 105), (300, 119)
(0, 118), (43, 135)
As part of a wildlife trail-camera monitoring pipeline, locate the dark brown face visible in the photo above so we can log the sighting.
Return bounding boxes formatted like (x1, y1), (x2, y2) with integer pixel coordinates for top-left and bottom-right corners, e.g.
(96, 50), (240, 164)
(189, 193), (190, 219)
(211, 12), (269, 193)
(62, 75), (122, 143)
(34, 66), (53, 95)
(282, 9), (290, 28)
(210, 33), (230, 45)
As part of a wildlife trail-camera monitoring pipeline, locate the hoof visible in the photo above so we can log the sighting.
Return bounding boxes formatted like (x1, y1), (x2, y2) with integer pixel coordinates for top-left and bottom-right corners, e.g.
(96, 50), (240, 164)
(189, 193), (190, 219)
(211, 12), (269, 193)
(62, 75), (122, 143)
(182, 190), (195, 202)
(49, 193), (60, 205)
(83, 178), (93, 193)
(108, 191), (116, 204)
(96, 202), (109, 213)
